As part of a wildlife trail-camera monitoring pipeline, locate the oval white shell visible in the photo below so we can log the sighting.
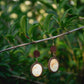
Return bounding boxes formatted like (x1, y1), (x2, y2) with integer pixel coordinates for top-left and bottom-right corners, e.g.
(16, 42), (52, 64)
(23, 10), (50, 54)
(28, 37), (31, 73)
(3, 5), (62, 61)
(32, 63), (42, 77)
(50, 59), (59, 72)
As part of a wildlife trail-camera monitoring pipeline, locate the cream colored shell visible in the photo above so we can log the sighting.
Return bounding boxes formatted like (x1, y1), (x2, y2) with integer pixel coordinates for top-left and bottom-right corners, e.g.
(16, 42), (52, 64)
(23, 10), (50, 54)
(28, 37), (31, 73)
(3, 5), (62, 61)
(50, 59), (59, 72)
(32, 64), (42, 77)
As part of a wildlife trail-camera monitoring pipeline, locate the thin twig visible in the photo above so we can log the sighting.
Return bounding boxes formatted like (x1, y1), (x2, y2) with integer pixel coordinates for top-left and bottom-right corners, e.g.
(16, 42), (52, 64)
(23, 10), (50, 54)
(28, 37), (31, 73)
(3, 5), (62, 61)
(79, 17), (84, 20)
(11, 75), (44, 84)
(0, 26), (84, 53)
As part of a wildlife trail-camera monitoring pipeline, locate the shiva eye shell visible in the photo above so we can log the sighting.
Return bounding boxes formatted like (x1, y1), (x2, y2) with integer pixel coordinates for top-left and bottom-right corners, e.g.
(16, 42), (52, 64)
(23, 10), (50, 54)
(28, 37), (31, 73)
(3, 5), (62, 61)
(31, 62), (43, 77)
(48, 57), (59, 72)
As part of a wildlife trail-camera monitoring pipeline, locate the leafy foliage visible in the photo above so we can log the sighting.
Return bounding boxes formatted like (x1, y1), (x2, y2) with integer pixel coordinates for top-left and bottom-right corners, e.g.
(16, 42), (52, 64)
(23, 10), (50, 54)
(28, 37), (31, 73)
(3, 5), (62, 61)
(0, 0), (84, 84)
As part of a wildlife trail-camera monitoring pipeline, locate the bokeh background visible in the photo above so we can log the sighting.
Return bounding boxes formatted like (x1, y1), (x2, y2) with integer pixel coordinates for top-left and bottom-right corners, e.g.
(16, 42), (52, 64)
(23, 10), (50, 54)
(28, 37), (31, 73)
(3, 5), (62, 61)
(0, 0), (84, 84)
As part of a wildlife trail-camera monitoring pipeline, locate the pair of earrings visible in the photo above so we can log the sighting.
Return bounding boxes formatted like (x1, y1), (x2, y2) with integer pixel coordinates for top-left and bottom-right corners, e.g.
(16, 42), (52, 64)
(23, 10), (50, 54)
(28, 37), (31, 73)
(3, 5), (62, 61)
(30, 45), (59, 77)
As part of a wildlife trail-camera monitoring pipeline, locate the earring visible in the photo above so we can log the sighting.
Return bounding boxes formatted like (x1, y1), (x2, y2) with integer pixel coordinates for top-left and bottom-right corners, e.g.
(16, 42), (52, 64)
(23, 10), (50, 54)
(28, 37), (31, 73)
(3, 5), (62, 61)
(30, 50), (43, 77)
(48, 45), (59, 72)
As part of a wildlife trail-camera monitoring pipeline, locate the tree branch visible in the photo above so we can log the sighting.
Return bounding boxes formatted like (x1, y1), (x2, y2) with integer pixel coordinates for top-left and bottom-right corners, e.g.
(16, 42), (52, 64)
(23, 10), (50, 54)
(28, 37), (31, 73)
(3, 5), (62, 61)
(0, 26), (84, 53)
(11, 75), (44, 84)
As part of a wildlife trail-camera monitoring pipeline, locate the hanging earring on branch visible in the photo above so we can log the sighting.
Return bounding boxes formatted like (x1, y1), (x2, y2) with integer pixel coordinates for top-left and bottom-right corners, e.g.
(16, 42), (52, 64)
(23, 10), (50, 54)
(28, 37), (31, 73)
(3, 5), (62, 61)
(30, 50), (43, 77)
(48, 42), (59, 72)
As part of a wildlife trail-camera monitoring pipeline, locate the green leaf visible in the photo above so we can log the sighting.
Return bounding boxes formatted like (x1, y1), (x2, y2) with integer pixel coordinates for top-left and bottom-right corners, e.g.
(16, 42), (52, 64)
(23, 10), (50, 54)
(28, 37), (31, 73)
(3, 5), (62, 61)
(52, 16), (59, 24)
(59, 0), (68, 9)
(0, 72), (6, 78)
(38, 0), (56, 11)
(65, 16), (78, 27)
(20, 15), (27, 35)
(61, 9), (71, 23)
(0, 63), (10, 69)
(28, 24), (39, 37)
(43, 14), (53, 32)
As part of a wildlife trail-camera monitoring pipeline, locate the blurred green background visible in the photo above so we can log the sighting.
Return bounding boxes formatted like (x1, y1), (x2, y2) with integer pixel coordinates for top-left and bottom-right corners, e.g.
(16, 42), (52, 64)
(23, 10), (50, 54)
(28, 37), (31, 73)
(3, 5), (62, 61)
(0, 0), (84, 84)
